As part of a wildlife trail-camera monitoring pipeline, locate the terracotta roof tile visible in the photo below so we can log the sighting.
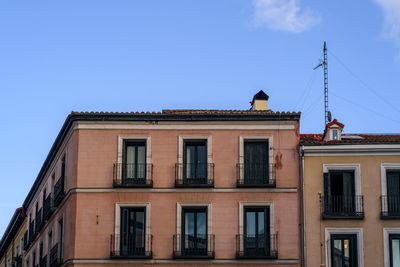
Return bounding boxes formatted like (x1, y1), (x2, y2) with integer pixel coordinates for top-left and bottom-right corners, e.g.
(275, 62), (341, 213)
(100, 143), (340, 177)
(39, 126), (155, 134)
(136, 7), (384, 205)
(300, 134), (400, 145)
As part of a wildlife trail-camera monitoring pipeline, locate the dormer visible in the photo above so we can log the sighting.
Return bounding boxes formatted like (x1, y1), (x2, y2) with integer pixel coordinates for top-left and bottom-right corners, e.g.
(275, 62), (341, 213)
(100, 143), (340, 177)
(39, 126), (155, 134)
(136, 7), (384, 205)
(251, 90), (269, 111)
(323, 119), (344, 141)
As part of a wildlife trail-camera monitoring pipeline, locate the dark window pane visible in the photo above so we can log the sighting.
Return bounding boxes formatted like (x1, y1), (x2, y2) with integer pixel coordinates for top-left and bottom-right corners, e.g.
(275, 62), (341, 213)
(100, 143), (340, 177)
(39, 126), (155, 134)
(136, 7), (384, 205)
(244, 141), (268, 183)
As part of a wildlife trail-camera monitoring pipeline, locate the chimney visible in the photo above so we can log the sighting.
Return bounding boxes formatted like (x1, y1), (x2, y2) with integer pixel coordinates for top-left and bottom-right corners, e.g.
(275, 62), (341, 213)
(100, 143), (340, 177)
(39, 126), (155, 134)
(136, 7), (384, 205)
(251, 90), (269, 111)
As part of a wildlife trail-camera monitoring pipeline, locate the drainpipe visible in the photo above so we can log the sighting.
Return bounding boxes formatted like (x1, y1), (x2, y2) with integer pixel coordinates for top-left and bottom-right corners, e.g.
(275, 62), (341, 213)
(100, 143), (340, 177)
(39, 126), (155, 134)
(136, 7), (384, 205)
(300, 146), (306, 267)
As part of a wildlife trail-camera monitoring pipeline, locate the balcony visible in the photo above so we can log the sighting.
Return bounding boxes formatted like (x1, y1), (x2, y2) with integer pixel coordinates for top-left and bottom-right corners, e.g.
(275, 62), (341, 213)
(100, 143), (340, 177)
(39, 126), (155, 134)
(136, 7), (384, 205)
(381, 195), (400, 219)
(110, 234), (153, 259)
(173, 234), (215, 259)
(236, 163), (276, 187)
(322, 195), (364, 219)
(50, 243), (62, 267)
(236, 233), (278, 259)
(113, 163), (153, 188)
(175, 163), (214, 187)
(53, 176), (65, 207)
(39, 255), (47, 267)
(35, 208), (43, 233)
(43, 195), (54, 222)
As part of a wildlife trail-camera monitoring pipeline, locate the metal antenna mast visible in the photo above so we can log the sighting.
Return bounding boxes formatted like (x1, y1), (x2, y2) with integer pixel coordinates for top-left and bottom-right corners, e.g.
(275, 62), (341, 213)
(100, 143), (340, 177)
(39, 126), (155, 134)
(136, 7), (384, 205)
(314, 41), (330, 124)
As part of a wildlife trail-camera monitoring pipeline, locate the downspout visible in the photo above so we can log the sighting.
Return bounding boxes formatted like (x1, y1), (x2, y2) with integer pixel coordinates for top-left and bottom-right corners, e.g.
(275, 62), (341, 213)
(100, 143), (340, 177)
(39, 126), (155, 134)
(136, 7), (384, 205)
(300, 146), (306, 267)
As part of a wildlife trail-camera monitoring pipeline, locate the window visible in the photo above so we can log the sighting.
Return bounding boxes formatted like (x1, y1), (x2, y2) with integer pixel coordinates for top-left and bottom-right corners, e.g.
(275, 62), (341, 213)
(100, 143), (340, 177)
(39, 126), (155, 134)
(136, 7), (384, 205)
(120, 207), (146, 256)
(181, 207), (207, 256)
(322, 165), (363, 219)
(332, 129), (339, 140)
(331, 234), (358, 267)
(243, 207), (270, 256)
(382, 169), (400, 218)
(176, 136), (213, 187)
(238, 136), (274, 187)
(112, 203), (152, 258)
(183, 140), (207, 183)
(115, 136), (152, 187)
(325, 228), (363, 267)
(389, 234), (400, 267)
(174, 203), (213, 258)
(237, 202), (277, 259)
(123, 141), (146, 183)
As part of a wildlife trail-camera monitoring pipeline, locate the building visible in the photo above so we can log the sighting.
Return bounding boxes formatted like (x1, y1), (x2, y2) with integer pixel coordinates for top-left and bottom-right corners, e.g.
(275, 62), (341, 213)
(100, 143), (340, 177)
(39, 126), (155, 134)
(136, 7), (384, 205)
(0, 207), (26, 267)
(300, 120), (400, 267)
(19, 91), (301, 266)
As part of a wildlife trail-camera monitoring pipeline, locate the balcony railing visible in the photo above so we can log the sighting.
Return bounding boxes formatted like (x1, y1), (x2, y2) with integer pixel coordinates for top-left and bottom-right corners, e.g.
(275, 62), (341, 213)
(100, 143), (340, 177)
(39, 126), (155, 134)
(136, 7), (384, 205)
(39, 255), (47, 267)
(50, 243), (62, 267)
(53, 176), (65, 207)
(29, 220), (35, 243)
(35, 208), (43, 233)
(175, 163), (214, 187)
(173, 234), (215, 259)
(322, 195), (364, 219)
(110, 234), (153, 258)
(113, 163), (153, 188)
(43, 195), (54, 222)
(236, 233), (278, 259)
(381, 195), (400, 219)
(236, 163), (276, 187)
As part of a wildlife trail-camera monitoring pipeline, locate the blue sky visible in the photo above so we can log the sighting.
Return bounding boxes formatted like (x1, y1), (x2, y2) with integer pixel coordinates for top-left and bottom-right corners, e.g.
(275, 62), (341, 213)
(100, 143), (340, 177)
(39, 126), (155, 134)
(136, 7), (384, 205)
(0, 0), (399, 235)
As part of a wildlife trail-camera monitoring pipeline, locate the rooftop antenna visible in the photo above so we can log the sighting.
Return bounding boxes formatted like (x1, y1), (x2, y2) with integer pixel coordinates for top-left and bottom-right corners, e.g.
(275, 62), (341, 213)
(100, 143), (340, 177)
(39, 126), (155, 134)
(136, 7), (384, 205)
(313, 41), (330, 125)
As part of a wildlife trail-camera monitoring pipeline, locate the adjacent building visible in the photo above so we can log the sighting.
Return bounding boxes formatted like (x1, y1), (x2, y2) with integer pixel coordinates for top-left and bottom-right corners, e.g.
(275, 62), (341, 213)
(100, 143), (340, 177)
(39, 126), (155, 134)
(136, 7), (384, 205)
(17, 91), (302, 266)
(301, 120), (400, 267)
(0, 207), (26, 267)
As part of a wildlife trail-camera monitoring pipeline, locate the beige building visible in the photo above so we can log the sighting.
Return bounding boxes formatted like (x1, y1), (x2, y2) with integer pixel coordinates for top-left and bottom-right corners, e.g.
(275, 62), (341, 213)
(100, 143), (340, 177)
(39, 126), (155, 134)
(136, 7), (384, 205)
(0, 207), (26, 267)
(300, 120), (400, 267)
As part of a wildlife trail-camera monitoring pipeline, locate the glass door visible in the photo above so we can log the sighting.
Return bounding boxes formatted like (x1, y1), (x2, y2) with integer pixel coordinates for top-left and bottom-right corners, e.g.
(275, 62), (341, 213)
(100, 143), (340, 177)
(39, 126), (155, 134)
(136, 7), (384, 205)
(120, 208), (145, 256)
(183, 141), (207, 184)
(182, 208), (207, 256)
(244, 141), (269, 184)
(387, 171), (400, 215)
(123, 141), (146, 184)
(390, 234), (400, 267)
(324, 171), (355, 215)
(244, 207), (270, 256)
(331, 234), (358, 267)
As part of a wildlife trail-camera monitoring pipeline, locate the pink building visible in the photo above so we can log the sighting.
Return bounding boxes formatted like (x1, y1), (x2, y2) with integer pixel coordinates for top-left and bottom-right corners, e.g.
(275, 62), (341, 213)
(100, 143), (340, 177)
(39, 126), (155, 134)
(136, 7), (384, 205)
(22, 91), (301, 266)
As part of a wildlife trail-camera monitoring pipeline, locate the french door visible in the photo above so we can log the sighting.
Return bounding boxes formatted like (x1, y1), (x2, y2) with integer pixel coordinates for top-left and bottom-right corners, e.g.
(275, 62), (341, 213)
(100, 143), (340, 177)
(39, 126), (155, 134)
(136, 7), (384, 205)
(182, 208), (207, 256)
(183, 141), (207, 183)
(244, 141), (269, 184)
(330, 234), (358, 267)
(120, 208), (145, 256)
(244, 206), (270, 256)
(123, 141), (146, 183)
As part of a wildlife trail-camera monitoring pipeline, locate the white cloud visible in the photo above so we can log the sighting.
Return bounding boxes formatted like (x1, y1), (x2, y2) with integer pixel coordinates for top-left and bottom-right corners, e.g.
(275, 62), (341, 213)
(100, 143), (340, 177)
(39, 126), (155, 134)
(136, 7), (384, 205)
(252, 0), (320, 33)
(374, 0), (400, 54)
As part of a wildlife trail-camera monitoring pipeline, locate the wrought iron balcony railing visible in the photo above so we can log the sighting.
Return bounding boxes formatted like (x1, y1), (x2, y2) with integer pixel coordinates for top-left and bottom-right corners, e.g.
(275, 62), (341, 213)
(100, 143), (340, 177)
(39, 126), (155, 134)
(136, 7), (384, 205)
(113, 163), (153, 188)
(236, 163), (276, 187)
(53, 176), (65, 207)
(49, 243), (62, 267)
(381, 195), (400, 219)
(236, 233), (278, 259)
(110, 234), (153, 258)
(322, 195), (364, 219)
(173, 234), (215, 259)
(175, 163), (214, 187)
(35, 208), (43, 233)
(43, 195), (54, 222)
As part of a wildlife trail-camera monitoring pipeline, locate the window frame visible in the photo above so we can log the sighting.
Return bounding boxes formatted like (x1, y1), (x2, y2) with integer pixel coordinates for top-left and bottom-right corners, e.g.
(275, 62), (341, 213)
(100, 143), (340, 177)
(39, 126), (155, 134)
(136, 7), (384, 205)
(238, 202), (274, 256)
(323, 164), (362, 196)
(381, 164), (400, 197)
(114, 202), (151, 254)
(117, 135), (151, 183)
(383, 228), (400, 267)
(325, 228), (364, 267)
